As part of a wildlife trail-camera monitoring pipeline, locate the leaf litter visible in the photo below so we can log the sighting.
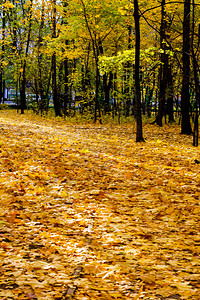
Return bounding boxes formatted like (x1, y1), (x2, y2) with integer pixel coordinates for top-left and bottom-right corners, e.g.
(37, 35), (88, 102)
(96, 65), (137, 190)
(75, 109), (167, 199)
(0, 111), (199, 299)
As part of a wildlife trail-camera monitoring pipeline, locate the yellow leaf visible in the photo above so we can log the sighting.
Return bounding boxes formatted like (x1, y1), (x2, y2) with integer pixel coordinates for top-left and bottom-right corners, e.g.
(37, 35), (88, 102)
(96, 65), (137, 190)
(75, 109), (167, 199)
(78, 240), (85, 246)
(140, 274), (155, 283)
(108, 291), (122, 298)
(125, 171), (132, 179)
(61, 190), (68, 198)
(156, 139), (162, 143)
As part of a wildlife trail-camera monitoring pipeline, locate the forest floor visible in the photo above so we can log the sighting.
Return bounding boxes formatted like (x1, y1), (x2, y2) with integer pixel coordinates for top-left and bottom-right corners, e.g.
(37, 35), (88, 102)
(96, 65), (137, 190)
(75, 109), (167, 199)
(0, 110), (199, 300)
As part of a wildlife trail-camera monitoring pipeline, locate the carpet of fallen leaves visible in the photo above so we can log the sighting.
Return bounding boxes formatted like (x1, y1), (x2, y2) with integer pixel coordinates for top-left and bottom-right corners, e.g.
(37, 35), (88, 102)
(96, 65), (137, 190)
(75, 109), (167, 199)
(0, 111), (199, 300)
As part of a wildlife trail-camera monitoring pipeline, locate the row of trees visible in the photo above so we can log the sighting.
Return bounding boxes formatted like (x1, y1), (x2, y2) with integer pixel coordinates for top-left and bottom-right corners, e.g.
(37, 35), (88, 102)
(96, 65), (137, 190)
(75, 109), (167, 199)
(0, 0), (199, 144)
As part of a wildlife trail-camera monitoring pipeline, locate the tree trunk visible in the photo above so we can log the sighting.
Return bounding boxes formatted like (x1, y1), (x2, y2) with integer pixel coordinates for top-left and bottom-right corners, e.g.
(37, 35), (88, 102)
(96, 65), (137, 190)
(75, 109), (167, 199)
(64, 55), (69, 116)
(181, 0), (192, 134)
(98, 40), (112, 114)
(0, 3), (5, 104)
(103, 73), (113, 114)
(157, 0), (167, 126)
(20, 0), (33, 114)
(52, 53), (61, 117)
(80, 0), (102, 123)
(0, 73), (2, 104)
(94, 66), (102, 123)
(134, 0), (144, 142)
(167, 64), (175, 122)
(38, 1), (45, 114)
(20, 66), (26, 114)
(192, 2), (199, 146)
(52, 0), (62, 117)
(63, 1), (69, 116)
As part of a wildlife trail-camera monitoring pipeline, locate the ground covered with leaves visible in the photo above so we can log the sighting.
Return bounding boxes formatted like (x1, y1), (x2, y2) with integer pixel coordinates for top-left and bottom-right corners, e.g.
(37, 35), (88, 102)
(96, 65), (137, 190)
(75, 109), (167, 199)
(0, 111), (199, 300)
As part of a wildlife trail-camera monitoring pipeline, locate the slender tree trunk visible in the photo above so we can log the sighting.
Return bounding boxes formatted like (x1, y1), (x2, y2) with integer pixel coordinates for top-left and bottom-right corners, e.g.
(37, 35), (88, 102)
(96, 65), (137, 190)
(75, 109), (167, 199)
(103, 74), (110, 114)
(157, 0), (166, 126)
(103, 72), (113, 114)
(63, 1), (69, 116)
(52, 0), (62, 117)
(125, 26), (132, 117)
(38, 1), (45, 114)
(0, 73), (2, 104)
(64, 46), (69, 116)
(20, 66), (26, 114)
(2, 3), (5, 103)
(192, 1), (199, 146)
(98, 40), (112, 115)
(94, 65), (102, 123)
(134, 0), (144, 142)
(20, 0), (33, 114)
(52, 53), (61, 116)
(10, 3), (18, 108)
(181, 0), (192, 134)
(0, 3), (5, 104)
(16, 78), (19, 113)
(80, 0), (102, 123)
(94, 68), (98, 123)
(167, 64), (175, 122)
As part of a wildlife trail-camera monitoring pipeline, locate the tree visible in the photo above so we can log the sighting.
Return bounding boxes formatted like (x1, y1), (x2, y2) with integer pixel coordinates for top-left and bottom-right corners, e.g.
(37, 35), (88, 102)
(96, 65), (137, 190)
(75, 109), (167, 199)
(66, 0), (128, 122)
(191, 0), (199, 146)
(20, 0), (33, 114)
(181, 0), (192, 134)
(62, 1), (70, 116)
(5, 0), (35, 113)
(134, 0), (144, 142)
(157, 0), (167, 126)
(0, 0), (6, 104)
(1, 0), (200, 149)
(37, 0), (47, 114)
(51, 0), (62, 117)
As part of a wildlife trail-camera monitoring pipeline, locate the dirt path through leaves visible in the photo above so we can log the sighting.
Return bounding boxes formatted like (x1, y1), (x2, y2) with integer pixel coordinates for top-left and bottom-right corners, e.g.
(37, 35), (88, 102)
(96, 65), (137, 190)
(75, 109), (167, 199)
(0, 112), (199, 299)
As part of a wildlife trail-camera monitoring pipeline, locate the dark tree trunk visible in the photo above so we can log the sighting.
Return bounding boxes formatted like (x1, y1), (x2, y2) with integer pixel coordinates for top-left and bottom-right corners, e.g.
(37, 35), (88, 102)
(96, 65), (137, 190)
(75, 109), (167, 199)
(167, 64), (175, 122)
(11, 4), (18, 108)
(124, 27), (132, 117)
(98, 40), (112, 114)
(63, 1), (69, 116)
(52, 53), (62, 117)
(16, 79), (19, 113)
(157, 0), (167, 126)
(52, 0), (62, 117)
(0, 73), (2, 104)
(134, 0), (144, 142)
(103, 74), (110, 114)
(64, 55), (69, 116)
(103, 73), (113, 114)
(192, 3), (199, 146)
(124, 64), (131, 117)
(94, 66), (102, 123)
(80, 0), (102, 123)
(181, 0), (192, 134)
(0, 4), (5, 104)
(20, 0), (33, 114)
(81, 43), (91, 114)
(58, 61), (64, 108)
(38, 2), (45, 114)
(20, 66), (26, 114)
